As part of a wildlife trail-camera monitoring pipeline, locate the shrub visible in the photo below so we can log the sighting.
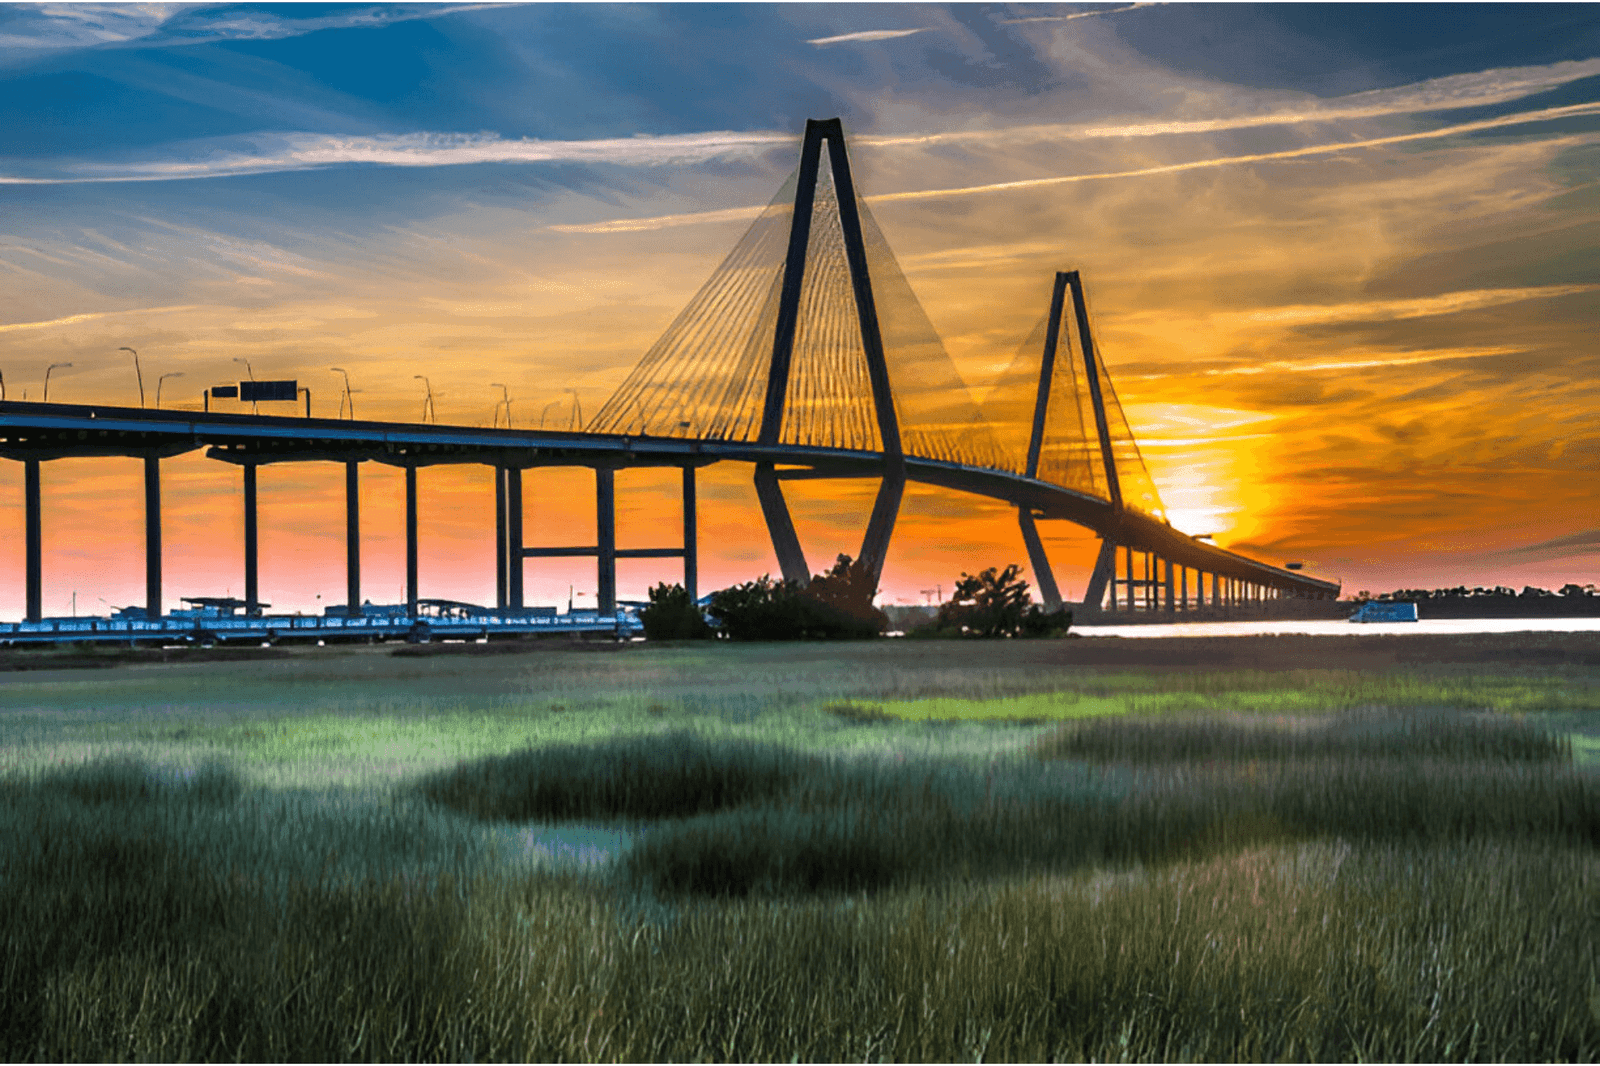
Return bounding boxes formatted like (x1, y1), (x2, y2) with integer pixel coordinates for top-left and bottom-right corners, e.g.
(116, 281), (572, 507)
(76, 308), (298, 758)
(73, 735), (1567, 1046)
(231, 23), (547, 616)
(708, 556), (885, 641)
(638, 583), (712, 641)
(930, 564), (1071, 638)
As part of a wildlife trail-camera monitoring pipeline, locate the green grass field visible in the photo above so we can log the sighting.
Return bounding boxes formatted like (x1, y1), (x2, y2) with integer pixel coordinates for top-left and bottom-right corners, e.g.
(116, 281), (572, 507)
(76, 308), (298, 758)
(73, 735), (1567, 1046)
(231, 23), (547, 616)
(2, 635), (1597, 1061)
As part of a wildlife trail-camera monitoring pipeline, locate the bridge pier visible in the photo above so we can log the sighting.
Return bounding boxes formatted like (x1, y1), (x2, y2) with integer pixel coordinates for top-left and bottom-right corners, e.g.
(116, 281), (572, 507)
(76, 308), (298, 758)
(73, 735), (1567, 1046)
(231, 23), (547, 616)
(406, 465), (418, 615)
(144, 456), (162, 620)
(507, 467), (524, 611)
(243, 463), (259, 614)
(494, 466), (507, 610)
(682, 466), (698, 602)
(753, 463), (809, 586)
(596, 468), (616, 616)
(1017, 508), (1061, 611)
(345, 460), (361, 616)
(24, 459), (41, 623)
(1164, 557), (1175, 614)
(1083, 537), (1115, 612)
(858, 463), (905, 596)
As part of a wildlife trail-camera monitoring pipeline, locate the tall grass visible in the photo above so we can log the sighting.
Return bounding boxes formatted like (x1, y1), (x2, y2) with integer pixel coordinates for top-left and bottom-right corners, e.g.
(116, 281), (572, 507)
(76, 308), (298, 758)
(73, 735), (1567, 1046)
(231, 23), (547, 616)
(416, 731), (818, 822)
(4, 779), (1594, 1062)
(2, 640), (1598, 1060)
(1032, 707), (1574, 763)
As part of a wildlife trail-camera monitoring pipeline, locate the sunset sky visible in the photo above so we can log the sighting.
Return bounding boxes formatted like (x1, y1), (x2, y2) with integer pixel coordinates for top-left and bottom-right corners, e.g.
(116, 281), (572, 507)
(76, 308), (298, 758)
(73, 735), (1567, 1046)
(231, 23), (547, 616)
(2, 1), (1598, 617)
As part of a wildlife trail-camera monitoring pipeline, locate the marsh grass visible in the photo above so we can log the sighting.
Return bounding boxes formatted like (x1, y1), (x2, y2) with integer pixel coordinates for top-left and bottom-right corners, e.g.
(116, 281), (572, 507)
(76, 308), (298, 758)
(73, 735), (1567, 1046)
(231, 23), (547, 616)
(3, 639), (1599, 1061)
(4, 770), (1595, 1063)
(1033, 707), (1574, 763)
(416, 731), (817, 821)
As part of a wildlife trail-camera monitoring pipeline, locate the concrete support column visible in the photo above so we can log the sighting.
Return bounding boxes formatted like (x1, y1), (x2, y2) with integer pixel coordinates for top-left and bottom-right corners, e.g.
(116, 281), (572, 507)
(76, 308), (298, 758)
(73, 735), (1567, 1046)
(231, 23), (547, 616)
(243, 463), (259, 615)
(24, 459), (41, 623)
(596, 468), (616, 616)
(345, 460), (360, 616)
(681, 466), (698, 602)
(144, 456), (161, 620)
(1124, 547), (1134, 611)
(507, 467), (523, 611)
(1083, 537), (1116, 612)
(1018, 509), (1062, 611)
(753, 463), (809, 586)
(405, 465), (418, 615)
(1180, 566), (1188, 612)
(495, 467), (507, 611)
(1164, 557), (1175, 613)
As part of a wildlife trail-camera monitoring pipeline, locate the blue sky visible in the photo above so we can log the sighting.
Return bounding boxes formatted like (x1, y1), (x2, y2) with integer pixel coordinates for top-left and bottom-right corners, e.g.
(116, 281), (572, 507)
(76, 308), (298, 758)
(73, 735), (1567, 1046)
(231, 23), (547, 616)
(2, 2), (1599, 612)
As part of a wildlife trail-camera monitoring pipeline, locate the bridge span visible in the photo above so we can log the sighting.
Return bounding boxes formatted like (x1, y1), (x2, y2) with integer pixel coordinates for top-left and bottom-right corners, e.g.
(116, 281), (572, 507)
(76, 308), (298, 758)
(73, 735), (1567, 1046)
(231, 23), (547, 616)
(0, 116), (1337, 632)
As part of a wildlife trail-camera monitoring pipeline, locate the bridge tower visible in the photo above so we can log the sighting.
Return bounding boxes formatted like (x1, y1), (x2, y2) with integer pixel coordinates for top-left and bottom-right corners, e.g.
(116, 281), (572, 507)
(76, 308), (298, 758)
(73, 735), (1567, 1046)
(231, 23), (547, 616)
(1012, 270), (1128, 613)
(754, 117), (905, 592)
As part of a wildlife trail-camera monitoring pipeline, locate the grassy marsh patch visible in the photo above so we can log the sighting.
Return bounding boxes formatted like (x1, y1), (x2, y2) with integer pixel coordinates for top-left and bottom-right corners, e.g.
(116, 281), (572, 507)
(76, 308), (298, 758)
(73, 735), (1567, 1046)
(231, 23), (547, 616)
(2, 636), (1598, 1061)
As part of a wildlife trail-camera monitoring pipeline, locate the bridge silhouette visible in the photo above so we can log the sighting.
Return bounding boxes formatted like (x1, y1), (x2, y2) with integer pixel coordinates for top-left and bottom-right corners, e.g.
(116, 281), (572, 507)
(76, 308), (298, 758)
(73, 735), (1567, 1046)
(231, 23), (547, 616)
(0, 117), (1337, 634)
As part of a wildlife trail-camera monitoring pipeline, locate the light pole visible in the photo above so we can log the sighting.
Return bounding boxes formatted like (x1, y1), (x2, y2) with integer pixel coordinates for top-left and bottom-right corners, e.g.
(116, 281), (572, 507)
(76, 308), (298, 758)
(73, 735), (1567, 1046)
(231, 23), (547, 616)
(44, 362), (72, 402)
(156, 371), (184, 409)
(490, 383), (511, 428)
(330, 367), (353, 420)
(414, 375), (435, 424)
(0, 369), (6, 401)
(565, 388), (583, 431)
(233, 358), (256, 412)
(540, 399), (561, 429)
(118, 347), (145, 408)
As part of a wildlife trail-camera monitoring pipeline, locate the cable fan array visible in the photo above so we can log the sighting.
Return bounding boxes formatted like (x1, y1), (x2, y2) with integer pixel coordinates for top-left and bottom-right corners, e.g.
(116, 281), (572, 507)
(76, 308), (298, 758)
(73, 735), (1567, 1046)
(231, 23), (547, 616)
(589, 137), (1162, 517)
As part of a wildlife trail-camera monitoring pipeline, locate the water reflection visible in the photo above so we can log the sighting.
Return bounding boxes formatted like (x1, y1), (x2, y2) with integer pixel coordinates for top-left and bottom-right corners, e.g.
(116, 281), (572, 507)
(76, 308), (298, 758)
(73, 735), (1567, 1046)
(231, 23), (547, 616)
(1075, 617), (1600, 639)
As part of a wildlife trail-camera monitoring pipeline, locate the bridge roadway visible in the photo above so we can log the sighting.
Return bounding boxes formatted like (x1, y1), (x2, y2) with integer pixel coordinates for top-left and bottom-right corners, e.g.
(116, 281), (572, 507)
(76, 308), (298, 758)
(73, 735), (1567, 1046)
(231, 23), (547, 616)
(0, 398), (1337, 623)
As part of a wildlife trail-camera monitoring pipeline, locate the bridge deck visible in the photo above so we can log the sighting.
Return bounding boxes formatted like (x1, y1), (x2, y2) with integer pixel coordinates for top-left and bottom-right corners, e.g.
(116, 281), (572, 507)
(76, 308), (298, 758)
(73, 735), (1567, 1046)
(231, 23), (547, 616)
(0, 399), (1338, 597)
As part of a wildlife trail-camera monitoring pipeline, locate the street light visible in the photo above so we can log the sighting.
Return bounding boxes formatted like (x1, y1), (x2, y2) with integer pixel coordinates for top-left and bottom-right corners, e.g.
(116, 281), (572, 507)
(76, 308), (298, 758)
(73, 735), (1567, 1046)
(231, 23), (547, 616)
(490, 383), (511, 428)
(330, 367), (353, 420)
(565, 388), (583, 431)
(44, 362), (72, 402)
(233, 358), (256, 412)
(414, 375), (435, 424)
(0, 369), (6, 401)
(118, 347), (145, 408)
(540, 399), (561, 429)
(156, 371), (184, 409)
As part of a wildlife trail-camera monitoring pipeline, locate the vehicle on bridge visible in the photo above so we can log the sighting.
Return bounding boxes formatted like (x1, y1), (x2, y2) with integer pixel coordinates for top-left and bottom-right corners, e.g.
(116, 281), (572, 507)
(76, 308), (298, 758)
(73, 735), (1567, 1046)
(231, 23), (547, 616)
(1349, 601), (1419, 623)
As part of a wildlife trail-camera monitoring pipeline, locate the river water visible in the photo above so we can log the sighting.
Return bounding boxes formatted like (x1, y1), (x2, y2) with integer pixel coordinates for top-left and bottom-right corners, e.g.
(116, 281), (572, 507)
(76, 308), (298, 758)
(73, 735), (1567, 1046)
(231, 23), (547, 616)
(1073, 617), (1600, 638)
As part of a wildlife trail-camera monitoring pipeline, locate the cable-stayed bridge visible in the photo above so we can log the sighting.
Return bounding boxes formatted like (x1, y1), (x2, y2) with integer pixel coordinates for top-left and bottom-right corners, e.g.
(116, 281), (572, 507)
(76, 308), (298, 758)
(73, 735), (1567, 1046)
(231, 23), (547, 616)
(0, 117), (1337, 639)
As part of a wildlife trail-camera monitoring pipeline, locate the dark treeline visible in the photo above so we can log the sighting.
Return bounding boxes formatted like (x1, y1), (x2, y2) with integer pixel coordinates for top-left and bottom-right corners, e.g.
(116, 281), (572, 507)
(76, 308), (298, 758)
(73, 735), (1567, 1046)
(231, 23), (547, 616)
(1360, 583), (1600, 617)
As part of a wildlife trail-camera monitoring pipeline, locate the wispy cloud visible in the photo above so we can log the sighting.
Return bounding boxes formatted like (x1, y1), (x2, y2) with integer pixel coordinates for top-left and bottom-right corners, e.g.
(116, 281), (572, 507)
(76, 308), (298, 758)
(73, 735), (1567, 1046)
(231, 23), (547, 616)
(0, 305), (202, 333)
(806, 28), (931, 46)
(1, 129), (794, 184)
(869, 101), (1600, 205)
(1000, 4), (1158, 25)
(549, 206), (769, 235)
(1507, 529), (1600, 557)
(1198, 346), (1529, 378)
(9, 54), (1597, 187)
(0, 3), (513, 59)
(863, 56), (1600, 145)
(1238, 286), (1600, 327)
(543, 102), (1600, 234)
